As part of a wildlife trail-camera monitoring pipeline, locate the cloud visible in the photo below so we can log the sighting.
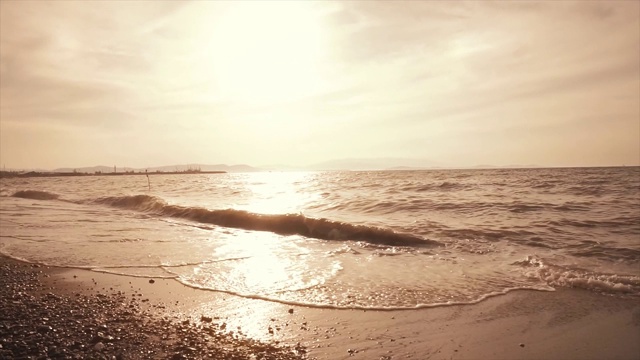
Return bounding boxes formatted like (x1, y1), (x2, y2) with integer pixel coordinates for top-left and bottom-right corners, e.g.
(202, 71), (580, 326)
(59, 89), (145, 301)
(1, 1), (638, 168)
(324, 2), (638, 122)
(0, 1), (191, 127)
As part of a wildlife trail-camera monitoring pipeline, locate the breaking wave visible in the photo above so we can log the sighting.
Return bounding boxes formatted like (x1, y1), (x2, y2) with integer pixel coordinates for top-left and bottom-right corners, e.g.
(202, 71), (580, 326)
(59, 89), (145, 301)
(514, 256), (640, 295)
(90, 195), (439, 247)
(11, 190), (60, 200)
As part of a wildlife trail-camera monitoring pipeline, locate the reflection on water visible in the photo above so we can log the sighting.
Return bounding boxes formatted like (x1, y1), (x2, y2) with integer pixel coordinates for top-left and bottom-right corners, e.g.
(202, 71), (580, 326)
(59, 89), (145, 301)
(236, 172), (321, 215)
(1, 167), (639, 309)
(181, 231), (340, 299)
(195, 295), (290, 342)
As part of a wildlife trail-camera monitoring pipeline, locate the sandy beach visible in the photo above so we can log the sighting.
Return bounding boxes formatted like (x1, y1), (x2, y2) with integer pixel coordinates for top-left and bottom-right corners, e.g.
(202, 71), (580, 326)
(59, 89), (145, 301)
(0, 256), (307, 360)
(1, 255), (638, 360)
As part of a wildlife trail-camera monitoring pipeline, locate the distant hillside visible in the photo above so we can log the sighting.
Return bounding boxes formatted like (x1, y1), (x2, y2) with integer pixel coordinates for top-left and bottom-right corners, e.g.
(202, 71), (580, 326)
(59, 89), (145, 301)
(32, 162), (546, 174)
(470, 164), (541, 169)
(53, 164), (262, 173)
(385, 166), (440, 170)
(145, 164), (261, 173)
(53, 166), (135, 173)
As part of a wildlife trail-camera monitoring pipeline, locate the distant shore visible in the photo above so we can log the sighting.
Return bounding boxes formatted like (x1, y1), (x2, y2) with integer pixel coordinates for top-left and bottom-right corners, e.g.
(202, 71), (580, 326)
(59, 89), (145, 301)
(0, 170), (226, 179)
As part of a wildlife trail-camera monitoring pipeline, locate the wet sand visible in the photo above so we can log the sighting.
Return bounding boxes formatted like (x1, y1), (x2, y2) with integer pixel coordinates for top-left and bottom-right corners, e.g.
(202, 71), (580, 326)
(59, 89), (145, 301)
(0, 256), (306, 360)
(2, 255), (639, 360)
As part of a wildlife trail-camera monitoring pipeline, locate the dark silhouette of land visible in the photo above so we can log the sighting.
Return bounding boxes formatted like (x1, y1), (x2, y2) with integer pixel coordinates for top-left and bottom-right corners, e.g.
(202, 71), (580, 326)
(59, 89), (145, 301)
(0, 169), (226, 179)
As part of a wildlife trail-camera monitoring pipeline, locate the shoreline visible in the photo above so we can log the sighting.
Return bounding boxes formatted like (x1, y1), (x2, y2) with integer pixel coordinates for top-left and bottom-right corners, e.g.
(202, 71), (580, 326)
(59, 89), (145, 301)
(0, 255), (307, 360)
(0, 171), (226, 179)
(2, 255), (639, 359)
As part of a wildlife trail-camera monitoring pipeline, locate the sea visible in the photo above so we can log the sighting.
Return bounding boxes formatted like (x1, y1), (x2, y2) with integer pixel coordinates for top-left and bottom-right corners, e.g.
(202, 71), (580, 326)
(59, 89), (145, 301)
(1, 167), (638, 310)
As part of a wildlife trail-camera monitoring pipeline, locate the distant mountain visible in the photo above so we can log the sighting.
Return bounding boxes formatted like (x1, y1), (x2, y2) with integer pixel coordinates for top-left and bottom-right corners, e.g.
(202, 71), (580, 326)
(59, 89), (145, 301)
(53, 166), (135, 173)
(385, 166), (440, 171)
(469, 164), (541, 169)
(502, 164), (541, 169)
(145, 164), (261, 173)
(39, 162), (544, 174)
(470, 164), (499, 169)
(53, 164), (262, 173)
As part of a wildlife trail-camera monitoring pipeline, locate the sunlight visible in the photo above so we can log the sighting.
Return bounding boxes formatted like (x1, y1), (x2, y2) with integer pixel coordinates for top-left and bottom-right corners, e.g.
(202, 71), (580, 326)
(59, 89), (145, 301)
(207, 2), (328, 105)
(209, 231), (319, 295)
(235, 172), (319, 215)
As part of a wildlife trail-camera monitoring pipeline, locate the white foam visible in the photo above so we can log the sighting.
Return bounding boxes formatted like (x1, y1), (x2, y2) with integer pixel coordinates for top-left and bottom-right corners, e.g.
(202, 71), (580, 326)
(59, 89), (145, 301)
(517, 256), (640, 294)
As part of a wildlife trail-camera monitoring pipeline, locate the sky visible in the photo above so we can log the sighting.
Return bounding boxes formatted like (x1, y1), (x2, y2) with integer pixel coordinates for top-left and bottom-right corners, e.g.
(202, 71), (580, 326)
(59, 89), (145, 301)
(0, 1), (639, 169)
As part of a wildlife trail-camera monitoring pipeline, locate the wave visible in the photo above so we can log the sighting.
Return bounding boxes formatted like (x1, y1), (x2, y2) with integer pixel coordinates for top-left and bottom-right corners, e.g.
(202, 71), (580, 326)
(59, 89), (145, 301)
(173, 278), (554, 311)
(546, 218), (640, 230)
(514, 256), (640, 295)
(11, 190), (60, 200)
(438, 228), (536, 242)
(90, 195), (438, 247)
(567, 244), (640, 263)
(401, 181), (468, 192)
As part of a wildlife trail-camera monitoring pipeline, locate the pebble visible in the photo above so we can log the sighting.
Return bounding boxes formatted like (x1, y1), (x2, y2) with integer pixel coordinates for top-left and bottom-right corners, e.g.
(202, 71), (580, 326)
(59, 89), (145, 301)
(0, 257), (308, 360)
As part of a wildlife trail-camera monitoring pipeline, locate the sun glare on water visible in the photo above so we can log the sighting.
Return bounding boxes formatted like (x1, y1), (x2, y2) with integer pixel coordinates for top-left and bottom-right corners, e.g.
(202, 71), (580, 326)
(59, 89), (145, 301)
(239, 172), (319, 215)
(207, 2), (328, 105)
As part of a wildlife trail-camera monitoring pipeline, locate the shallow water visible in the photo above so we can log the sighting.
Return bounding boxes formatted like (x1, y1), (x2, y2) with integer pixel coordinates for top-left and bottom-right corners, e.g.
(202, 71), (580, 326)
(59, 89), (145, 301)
(1, 167), (639, 309)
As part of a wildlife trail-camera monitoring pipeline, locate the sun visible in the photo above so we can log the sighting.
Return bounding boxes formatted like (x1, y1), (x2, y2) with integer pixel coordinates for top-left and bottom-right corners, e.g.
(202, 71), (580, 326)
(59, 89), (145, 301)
(206, 2), (328, 105)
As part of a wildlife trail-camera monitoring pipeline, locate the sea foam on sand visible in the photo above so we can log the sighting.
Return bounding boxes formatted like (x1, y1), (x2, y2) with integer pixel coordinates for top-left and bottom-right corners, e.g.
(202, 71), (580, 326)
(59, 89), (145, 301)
(44, 264), (640, 360)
